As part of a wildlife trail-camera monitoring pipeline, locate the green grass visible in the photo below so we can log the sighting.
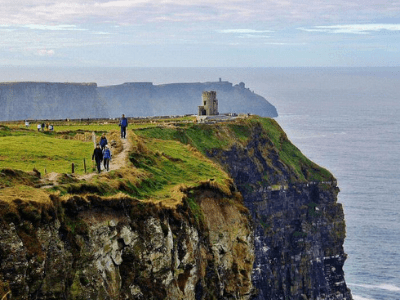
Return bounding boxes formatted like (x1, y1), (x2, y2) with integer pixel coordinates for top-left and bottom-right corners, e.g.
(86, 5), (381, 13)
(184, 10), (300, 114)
(0, 134), (93, 175)
(136, 124), (240, 154)
(128, 138), (231, 200)
(135, 116), (333, 183)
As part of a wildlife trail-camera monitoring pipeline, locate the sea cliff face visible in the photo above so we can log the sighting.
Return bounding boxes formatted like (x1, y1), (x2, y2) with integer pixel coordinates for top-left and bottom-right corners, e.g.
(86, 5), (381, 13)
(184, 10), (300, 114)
(0, 82), (106, 121)
(0, 81), (277, 121)
(98, 81), (278, 118)
(0, 117), (351, 299)
(208, 120), (351, 299)
(0, 189), (254, 299)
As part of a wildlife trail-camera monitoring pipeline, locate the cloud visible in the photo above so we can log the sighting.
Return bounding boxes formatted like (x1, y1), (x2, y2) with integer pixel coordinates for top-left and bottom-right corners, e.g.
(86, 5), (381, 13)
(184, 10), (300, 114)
(298, 24), (400, 34)
(218, 29), (274, 34)
(238, 34), (271, 39)
(24, 24), (87, 31)
(37, 49), (55, 56)
(1, 0), (397, 26)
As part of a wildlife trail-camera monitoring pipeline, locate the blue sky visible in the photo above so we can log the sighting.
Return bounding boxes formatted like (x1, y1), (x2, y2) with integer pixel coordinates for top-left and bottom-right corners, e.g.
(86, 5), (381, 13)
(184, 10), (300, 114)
(1, 0), (400, 67)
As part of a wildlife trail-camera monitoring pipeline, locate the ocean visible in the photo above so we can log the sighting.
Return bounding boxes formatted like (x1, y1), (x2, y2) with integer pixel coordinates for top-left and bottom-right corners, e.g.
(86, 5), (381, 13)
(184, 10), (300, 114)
(2, 66), (400, 300)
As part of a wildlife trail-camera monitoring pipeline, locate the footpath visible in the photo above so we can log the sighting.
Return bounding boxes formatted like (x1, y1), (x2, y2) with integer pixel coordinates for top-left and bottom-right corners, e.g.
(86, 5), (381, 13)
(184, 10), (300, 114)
(41, 136), (132, 188)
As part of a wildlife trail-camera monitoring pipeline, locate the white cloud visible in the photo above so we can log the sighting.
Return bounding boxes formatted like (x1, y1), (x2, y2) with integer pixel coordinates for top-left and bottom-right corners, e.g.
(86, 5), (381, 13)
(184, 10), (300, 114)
(264, 42), (306, 46)
(238, 34), (271, 38)
(0, 0), (399, 26)
(218, 29), (274, 34)
(298, 24), (400, 34)
(37, 49), (55, 56)
(93, 31), (111, 35)
(24, 24), (87, 31)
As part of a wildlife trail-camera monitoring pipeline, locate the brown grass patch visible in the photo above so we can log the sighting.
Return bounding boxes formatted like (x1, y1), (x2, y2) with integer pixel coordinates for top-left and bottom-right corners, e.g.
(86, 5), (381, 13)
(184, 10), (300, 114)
(0, 185), (52, 205)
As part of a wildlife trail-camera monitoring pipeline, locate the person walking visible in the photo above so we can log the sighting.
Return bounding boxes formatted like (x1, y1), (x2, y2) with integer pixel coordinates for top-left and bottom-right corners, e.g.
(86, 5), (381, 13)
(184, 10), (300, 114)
(103, 145), (112, 171)
(92, 144), (103, 173)
(119, 114), (128, 139)
(99, 133), (108, 151)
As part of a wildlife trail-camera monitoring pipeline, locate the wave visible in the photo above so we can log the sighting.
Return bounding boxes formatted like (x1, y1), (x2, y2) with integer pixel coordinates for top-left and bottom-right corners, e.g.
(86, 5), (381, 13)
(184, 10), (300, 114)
(349, 283), (400, 292)
(353, 296), (375, 300)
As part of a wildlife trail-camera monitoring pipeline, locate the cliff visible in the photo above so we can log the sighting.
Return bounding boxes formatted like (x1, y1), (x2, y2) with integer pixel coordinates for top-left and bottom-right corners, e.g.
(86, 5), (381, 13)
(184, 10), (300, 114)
(0, 81), (277, 121)
(0, 116), (351, 299)
(98, 81), (278, 118)
(0, 82), (107, 121)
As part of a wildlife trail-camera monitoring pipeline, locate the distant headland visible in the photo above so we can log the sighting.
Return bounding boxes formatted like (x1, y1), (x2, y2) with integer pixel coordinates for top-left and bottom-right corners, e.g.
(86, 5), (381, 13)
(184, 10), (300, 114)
(0, 80), (278, 121)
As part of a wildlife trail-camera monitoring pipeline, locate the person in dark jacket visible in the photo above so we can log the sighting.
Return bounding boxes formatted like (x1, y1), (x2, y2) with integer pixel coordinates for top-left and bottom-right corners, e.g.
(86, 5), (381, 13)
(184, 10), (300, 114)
(103, 145), (112, 171)
(119, 114), (128, 139)
(99, 133), (108, 151)
(92, 144), (103, 173)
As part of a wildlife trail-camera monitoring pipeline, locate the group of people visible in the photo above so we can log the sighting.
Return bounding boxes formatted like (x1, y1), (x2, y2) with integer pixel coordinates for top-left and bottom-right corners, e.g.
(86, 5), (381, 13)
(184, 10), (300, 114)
(35, 122), (53, 131)
(92, 133), (112, 173)
(91, 114), (128, 174)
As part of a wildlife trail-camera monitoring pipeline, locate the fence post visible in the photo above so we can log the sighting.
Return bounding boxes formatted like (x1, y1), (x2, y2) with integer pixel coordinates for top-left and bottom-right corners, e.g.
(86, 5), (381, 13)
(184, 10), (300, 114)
(92, 131), (96, 148)
(84, 158), (87, 173)
(72, 163), (75, 174)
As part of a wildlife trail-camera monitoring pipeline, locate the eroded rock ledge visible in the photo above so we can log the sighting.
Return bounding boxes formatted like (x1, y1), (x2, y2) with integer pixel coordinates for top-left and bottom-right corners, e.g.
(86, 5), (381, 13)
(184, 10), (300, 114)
(0, 187), (254, 299)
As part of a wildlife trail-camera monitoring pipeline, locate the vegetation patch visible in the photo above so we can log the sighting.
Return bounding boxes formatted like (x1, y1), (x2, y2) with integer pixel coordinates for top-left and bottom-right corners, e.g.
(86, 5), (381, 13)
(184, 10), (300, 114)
(0, 134), (93, 174)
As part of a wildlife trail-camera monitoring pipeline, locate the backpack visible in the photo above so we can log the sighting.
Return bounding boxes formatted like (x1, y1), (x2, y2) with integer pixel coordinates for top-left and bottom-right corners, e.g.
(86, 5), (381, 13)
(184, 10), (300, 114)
(104, 149), (111, 159)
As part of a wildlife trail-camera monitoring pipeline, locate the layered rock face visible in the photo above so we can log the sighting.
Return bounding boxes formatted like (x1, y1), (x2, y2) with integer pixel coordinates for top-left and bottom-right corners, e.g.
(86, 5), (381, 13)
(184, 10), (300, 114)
(0, 82), (107, 121)
(0, 190), (254, 299)
(209, 122), (352, 299)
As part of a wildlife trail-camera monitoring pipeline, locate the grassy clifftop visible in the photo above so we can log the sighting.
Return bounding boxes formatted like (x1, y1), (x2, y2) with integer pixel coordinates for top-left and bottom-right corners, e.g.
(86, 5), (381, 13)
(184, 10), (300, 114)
(135, 116), (333, 183)
(0, 116), (333, 210)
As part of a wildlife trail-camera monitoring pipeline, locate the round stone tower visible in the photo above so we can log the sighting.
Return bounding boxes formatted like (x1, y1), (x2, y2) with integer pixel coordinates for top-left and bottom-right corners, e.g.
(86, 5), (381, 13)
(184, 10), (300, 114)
(199, 91), (218, 116)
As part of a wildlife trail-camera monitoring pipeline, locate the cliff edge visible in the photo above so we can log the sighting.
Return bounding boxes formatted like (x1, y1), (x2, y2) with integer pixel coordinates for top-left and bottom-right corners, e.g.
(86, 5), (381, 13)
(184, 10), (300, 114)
(0, 116), (351, 299)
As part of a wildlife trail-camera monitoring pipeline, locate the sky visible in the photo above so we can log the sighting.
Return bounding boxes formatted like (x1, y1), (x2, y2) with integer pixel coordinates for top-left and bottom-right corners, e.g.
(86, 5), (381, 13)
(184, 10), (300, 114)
(1, 0), (400, 67)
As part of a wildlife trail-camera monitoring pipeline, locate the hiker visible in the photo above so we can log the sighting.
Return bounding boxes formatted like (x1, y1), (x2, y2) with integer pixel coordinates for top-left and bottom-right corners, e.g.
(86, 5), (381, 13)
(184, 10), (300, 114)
(103, 145), (112, 171)
(49, 124), (54, 131)
(25, 120), (29, 128)
(92, 144), (103, 173)
(99, 133), (108, 151)
(41, 123), (45, 131)
(119, 114), (128, 139)
(46, 123), (50, 130)
(37, 124), (41, 131)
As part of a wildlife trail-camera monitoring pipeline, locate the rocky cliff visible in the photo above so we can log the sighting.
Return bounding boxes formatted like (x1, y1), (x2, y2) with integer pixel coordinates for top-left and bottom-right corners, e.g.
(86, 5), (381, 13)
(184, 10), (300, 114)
(0, 81), (277, 121)
(98, 81), (278, 118)
(206, 119), (351, 299)
(0, 116), (351, 299)
(0, 82), (107, 121)
(0, 187), (254, 299)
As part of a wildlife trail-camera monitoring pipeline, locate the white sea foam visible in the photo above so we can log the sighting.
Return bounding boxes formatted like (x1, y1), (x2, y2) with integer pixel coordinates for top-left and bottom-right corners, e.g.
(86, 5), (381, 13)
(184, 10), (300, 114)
(349, 283), (400, 292)
(353, 295), (375, 300)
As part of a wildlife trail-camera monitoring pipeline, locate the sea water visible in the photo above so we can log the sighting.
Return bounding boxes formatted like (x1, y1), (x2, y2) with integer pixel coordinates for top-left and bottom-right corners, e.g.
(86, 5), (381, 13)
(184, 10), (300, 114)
(253, 67), (400, 300)
(2, 66), (400, 300)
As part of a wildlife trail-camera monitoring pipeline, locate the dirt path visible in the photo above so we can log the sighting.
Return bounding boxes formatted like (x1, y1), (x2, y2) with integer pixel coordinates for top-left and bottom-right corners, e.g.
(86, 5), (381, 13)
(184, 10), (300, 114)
(78, 137), (132, 181)
(41, 136), (133, 187)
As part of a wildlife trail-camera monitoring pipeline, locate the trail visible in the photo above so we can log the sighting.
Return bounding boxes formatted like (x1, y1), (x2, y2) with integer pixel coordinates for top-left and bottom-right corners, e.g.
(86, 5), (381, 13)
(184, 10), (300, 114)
(41, 136), (132, 187)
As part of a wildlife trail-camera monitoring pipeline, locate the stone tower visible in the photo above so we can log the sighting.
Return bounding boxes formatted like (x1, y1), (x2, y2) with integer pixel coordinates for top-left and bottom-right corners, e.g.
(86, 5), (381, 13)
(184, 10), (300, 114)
(198, 91), (218, 116)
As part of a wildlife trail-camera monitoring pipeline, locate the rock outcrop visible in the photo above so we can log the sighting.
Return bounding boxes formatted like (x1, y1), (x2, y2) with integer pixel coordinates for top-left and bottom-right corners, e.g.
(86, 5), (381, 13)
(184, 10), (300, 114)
(0, 189), (254, 299)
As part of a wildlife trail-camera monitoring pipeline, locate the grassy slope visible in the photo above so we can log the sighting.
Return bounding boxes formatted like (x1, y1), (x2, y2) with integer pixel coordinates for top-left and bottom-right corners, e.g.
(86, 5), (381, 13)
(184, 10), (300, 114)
(135, 116), (333, 183)
(0, 125), (94, 174)
(0, 116), (333, 206)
